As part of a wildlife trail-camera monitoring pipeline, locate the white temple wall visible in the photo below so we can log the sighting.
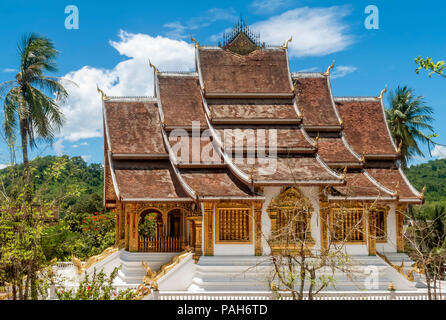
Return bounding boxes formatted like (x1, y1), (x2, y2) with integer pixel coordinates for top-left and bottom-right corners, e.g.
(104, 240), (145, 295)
(298, 186), (322, 249)
(376, 203), (397, 253)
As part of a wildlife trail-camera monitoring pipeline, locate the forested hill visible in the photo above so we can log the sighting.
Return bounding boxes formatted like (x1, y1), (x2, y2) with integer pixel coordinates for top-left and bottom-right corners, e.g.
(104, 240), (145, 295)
(0, 155), (104, 217)
(405, 158), (446, 203)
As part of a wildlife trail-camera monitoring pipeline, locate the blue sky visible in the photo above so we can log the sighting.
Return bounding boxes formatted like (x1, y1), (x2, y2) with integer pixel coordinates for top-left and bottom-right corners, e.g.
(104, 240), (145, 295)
(0, 0), (445, 167)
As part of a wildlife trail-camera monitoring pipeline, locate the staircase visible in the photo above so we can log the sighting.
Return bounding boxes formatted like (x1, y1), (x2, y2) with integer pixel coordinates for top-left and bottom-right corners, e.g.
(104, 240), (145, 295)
(187, 255), (419, 292)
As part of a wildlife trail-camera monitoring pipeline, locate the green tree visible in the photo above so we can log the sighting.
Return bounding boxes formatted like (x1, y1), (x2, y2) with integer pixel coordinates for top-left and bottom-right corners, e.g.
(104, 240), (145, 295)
(386, 86), (434, 168)
(0, 33), (68, 201)
(415, 56), (446, 78)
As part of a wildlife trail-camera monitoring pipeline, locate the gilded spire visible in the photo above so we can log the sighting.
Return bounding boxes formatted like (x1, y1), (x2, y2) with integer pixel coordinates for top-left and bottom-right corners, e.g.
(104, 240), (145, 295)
(420, 185), (427, 200)
(396, 140), (403, 153)
(341, 166), (348, 180)
(149, 59), (159, 75)
(282, 36), (292, 50)
(378, 85), (388, 100)
(324, 60), (335, 76)
(190, 35), (200, 48)
(96, 85), (107, 101)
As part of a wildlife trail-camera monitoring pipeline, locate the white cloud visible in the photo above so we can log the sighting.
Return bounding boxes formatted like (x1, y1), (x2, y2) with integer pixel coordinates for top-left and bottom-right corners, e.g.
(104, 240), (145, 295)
(331, 65), (357, 79)
(81, 155), (92, 162)
(0, 164), (8, 169)
(432, 145), (446, 159)
(2, 68), (17, 73)
(252, 6), (353, 57)
(164, 8), (237, 39)
(59, 30), (195, 142)
(72, 142), (88, 148)
(250, 0), (291, 14)
(53, 138), (64, 156)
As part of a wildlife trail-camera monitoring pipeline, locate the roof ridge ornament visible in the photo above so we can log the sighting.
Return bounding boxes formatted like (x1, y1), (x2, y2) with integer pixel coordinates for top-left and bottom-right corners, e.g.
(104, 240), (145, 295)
(190, 35), (200, 48)
(393, 181), (400, 197)
(313, 133), (320, 148)
(282, 36), (292, 50)
(396, 140), (403, 153)
(341, 166), (348, 180)
(324, 60), (335, 76)
(97, 84), (108, 101)
(419, 185), (426, 200)
(378, 85), (388, 99)
(149, 59), (159, 75)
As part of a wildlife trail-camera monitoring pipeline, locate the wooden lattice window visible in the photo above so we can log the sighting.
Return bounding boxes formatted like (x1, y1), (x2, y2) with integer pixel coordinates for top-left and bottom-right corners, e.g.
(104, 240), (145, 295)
(275, 208), (311, 242)
(216, 205), (252, 243)
(330, 208), (366, 243)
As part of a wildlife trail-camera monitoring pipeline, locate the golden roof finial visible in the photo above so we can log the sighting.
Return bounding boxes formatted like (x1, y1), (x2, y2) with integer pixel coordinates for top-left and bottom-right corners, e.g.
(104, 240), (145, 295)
(360, 152), (366, 163)
(96, 84), (107, 101)
(249, 165), (256, 181)
(282, 36), (292, 50)
(396, 140), (403, 153)
(149, 59), (159, 75)
(190, 35), (200, 48)
(313, 133), (320, 148)
(324, 60), (335, 76)
(393, 181), (400, 197)
(378, 85), (388, 100)
(341, 166), (348, 180)
(420, 185), (427, 200)
(388, 282), (395, 292)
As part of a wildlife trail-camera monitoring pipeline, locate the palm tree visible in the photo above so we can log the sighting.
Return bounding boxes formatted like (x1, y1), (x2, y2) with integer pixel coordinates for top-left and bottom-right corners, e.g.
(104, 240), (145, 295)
(0, 33), (68, 201)
(386, 86), (434, 168)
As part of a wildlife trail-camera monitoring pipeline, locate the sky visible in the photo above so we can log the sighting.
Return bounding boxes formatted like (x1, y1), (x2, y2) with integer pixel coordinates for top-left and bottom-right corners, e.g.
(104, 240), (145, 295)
(0, 0), (445, 167)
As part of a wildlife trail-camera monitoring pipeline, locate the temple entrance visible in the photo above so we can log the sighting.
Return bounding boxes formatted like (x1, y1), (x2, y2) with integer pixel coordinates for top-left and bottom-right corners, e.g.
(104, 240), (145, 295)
(138, 208), (184, 252)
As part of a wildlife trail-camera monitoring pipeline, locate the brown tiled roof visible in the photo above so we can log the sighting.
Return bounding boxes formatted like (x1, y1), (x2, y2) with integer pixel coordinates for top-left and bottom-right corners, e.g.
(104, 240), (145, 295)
(317, 137), (361, 166)
(104, 146), (117, 203)
(112, 160), (189, 200)
(179, 168), (255, 198)
(367, 168), (421, 201)
(332, 172), (392, 198)
(168, 136), (222, 165)
(198, 48), (292, 94)
(234, 156), (341, 184)
(104, 100), (166, 155)
(158, 75), (207, 127)
(293, 75), (340, 128)
(208, 99), (298, 123)
(336, 98), (398, 157)
(215, 128), (314, 152)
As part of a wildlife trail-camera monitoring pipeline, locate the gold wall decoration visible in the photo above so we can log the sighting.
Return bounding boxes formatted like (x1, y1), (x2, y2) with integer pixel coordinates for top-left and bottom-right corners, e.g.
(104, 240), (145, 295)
(396, 204), (406, 252)
(254, 202), (263, 256)
(267, 187), (315, 251)
(329, 208), (366, 244)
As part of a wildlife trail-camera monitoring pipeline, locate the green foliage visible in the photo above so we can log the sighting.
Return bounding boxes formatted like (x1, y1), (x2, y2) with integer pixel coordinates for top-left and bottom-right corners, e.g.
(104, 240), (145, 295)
(138, 213), (157, 238)
(56, 268), (137, 300)
(386, 86), (434, 168)
(415, 56), (446, 78)
(405, 158), (446, 204)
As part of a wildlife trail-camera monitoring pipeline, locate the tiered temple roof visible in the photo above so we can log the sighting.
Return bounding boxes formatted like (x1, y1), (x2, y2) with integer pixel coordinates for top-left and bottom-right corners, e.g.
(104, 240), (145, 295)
(102, 23), (423, 208)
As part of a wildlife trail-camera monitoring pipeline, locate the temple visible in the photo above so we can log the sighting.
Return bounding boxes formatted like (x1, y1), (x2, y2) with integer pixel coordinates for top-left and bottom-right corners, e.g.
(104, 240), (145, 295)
(99, 20), (424, 291)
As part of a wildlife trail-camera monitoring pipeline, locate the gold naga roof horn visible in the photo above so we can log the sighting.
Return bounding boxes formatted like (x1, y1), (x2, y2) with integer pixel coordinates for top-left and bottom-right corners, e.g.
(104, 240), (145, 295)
(282, 36), (292, 50)
(378, 85), (388, 100)
(190, 35), (200, 48)
(149, 59), (159, 75)
(96, 85), (108, 101)
(324, 61), (335, 76)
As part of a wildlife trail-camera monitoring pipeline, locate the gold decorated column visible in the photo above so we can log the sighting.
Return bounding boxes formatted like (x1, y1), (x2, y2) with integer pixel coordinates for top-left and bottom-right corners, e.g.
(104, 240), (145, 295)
(124, 204), (130, 250)
(368, 210), (377, 256)
(320, 201), (329, 250)
(203, 202), (214, 256)
(254, 202), (263, 256)
(129, 203), (139, 252)
(396, 205), (406, 252)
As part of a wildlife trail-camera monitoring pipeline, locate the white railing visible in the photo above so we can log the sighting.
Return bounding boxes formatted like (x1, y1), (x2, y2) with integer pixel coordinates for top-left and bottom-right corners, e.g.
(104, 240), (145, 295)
(152, 290), (441, 300)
